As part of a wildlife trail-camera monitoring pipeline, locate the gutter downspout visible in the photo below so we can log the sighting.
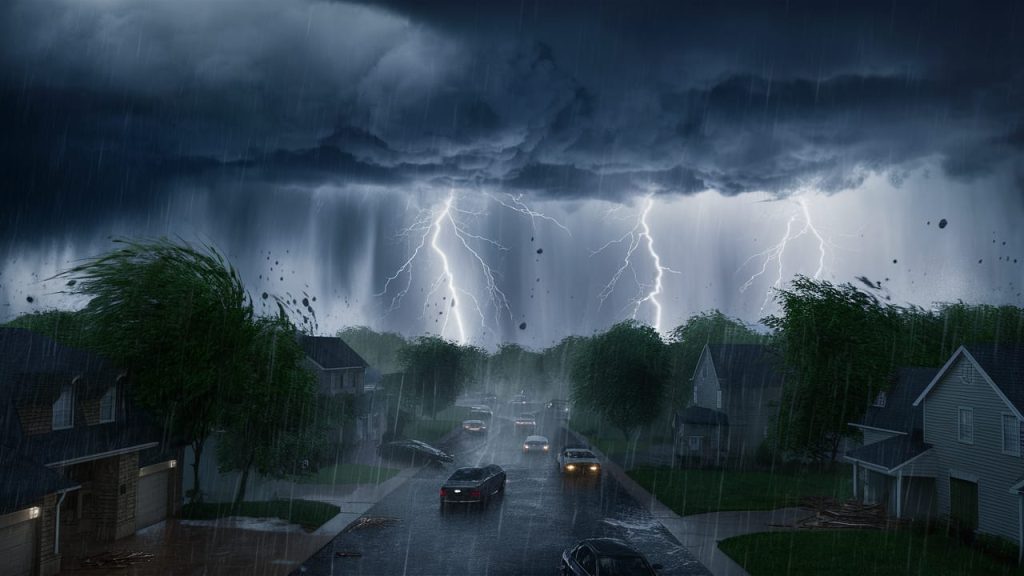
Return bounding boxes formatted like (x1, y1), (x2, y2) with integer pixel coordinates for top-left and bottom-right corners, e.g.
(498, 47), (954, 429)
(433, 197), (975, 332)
(54, 491), (67, 556)
(1018, 494), (1022, 565)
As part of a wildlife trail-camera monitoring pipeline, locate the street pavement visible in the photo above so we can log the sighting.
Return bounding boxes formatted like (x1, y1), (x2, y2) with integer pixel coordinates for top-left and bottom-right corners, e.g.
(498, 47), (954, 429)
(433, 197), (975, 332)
(293, 410), (711, 575)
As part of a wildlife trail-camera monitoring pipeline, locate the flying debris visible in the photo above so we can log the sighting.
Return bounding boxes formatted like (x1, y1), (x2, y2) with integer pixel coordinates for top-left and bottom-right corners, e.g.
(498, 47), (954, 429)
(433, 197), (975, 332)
(536, 248), (544, 254)
(938, 218), (948, 229)
(25, 296), (34, 303)
(519, 322), (527, 330)
(593, 194), (678, 333)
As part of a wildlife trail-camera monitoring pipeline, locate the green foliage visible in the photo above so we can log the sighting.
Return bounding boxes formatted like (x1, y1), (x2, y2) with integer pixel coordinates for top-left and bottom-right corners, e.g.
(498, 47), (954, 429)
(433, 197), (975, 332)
(216, 314), (318, 503)
(765, 276), (902, 462)
(489, 343), (546, 395)
(180, 499), (339, 531)
(569, 320), (670, 438)
(337, 326), (408, 374)
(667, 310), (765, 409)
(895, 303), (1024, 367)
(398, 336), (471, 417)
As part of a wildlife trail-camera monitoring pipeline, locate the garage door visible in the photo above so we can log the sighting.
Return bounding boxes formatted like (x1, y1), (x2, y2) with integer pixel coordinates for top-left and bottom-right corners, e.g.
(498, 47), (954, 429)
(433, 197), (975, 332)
(949, 477), (979, 530)
(136, 470), (169, 529)
(0, 515), (37, 576)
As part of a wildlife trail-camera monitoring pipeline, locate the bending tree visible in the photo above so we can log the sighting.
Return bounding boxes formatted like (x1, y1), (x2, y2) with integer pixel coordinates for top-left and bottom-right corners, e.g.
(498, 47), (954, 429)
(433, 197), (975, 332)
(399, 336), (470, 418)
(60, 239), (256, 503)
(570, 320), (670, 439)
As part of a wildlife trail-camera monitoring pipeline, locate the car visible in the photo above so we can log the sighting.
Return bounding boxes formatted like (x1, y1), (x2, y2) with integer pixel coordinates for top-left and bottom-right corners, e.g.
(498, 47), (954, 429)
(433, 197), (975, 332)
(439, 465), (506, 507)
(462, 419), (488, 434)
(377, 439), (454, 465)
(557, 447), (601, 476)
(560, 538), (662, 576)
(522, 435), (550, 453)
(514, 413), (537, 432)
(469, 406), (493, 421)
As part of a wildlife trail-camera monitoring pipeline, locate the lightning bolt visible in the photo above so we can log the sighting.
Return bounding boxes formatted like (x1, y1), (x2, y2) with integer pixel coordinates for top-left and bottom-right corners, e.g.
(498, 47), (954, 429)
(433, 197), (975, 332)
(593, 194), (678, 334)
(737, 195), (833, 314)
(377, 189), (570, 344)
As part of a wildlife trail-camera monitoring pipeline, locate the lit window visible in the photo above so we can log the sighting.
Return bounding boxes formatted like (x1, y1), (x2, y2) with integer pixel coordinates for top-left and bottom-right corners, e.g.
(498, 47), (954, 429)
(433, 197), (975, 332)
(100, 385), (116, 423)
(1002, 415), (1020, 456)
(957, 407), (973, 444)
(873, 391), (887, 408)
(53, 385), (74, 430)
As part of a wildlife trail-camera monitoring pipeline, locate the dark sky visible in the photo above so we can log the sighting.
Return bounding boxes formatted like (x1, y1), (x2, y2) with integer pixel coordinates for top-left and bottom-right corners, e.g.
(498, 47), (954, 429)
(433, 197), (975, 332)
(1, 0), (1022, 347)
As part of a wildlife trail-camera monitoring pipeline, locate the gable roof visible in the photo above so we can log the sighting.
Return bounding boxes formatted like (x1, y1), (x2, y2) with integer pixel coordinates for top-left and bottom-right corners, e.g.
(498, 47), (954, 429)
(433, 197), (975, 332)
(844, 433), (932, 473)
(298, 335), (368, 370)
(706, 343), (786, 390)
(853, 367), (937, 434)
(913, 344), (1024, 419)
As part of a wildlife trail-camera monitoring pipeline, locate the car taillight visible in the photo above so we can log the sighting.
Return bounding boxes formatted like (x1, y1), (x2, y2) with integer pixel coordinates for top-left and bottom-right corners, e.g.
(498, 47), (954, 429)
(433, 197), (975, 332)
(440, 488), (447, 497)
(470, 489), (481, 498)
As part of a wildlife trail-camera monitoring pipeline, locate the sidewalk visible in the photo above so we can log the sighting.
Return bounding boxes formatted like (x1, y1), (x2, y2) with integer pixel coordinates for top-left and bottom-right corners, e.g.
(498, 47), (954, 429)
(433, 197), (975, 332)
(569, 429), (809, 576)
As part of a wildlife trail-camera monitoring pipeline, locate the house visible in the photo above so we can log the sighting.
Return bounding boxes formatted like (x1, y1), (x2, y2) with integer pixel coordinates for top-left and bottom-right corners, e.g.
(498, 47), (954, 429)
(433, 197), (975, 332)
(298, 335), (383, 443)
(844, 367), (938, 519)
(673, 343), (785, 467)
(0, 328), (180, 576)
(846, 344), (1024, 562)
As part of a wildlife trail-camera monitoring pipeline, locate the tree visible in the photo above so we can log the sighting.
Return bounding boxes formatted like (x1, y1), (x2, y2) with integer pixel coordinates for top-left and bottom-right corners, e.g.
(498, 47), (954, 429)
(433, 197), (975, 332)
(3, 309), (94, 349)
(489, 343), (547, 397)
(337, 326), (408, 374)
(667, 310), (765, 409)
(764, 276), (901, 463)
(217, 313), (317, 505)
(59, 238), (257, 503)
(398, 336), (470, 417)
(569, 320), (670, 439)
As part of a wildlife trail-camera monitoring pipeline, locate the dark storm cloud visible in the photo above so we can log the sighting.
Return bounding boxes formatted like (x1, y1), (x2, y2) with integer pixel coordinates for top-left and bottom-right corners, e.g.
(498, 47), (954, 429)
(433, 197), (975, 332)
(1, 0), (1022, 234)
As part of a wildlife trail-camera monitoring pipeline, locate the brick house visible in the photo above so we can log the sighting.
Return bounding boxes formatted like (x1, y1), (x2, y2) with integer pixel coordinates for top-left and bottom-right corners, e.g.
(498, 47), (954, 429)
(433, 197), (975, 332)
(0, 328), (181, 576)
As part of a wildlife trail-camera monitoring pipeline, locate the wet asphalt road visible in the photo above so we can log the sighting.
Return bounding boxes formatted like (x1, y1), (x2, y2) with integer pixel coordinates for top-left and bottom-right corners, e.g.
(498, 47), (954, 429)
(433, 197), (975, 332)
(295, 410), (709, 575)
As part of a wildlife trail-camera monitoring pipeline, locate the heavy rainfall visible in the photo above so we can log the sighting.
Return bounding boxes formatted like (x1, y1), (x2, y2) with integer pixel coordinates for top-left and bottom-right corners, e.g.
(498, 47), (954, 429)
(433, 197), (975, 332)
(0, 1), (1023, 575)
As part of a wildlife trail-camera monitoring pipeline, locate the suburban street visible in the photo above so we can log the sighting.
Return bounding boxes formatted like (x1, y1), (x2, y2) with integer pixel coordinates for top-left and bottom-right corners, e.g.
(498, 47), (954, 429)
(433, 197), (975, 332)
(294, 409), (710, 575)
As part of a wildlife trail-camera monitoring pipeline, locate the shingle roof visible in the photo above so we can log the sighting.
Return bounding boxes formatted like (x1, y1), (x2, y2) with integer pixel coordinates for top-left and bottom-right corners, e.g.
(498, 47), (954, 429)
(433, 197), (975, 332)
(676, 406), (729, 426)
(845, 433), (931, 472)
(857, 367), (937, 433)
(0, 447), (78, 515)
(965, 344), (1024, 416)
(707, 343), (786, 390)
(298, 335), (368, 369)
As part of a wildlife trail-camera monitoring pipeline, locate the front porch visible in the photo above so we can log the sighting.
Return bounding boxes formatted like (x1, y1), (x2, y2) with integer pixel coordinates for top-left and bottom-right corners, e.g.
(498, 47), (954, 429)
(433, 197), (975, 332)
(846, 434), (937, 520)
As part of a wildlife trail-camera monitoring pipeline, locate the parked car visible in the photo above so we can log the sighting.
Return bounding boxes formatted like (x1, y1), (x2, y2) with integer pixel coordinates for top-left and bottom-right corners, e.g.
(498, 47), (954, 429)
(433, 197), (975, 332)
(522, 435), (550, 453)
(439, 465), (506, 507)
(462, 419), (488, 434)
(560, 538), (661, 576)
(377, 439), (454, 465)
(514, 413), (537, 433)
(557, 447), (601, 476)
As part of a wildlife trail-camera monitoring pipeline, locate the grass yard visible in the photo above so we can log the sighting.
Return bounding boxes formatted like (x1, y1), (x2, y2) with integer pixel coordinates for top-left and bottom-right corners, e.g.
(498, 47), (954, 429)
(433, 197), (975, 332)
(298, 462), (400, 485)
(719, 530), (1024, 576)
(629, 466), (851, 516)
(403, 405), (472, 443)
(181, 499), (339, 531)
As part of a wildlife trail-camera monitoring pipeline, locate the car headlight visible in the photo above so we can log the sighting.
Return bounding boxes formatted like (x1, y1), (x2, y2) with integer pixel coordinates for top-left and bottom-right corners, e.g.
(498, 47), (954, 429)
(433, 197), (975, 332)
(524, 444), (530, 449)
(543, 445), (549, 450)
(566, 464), (576, 471)
(589, 465), (599, 471)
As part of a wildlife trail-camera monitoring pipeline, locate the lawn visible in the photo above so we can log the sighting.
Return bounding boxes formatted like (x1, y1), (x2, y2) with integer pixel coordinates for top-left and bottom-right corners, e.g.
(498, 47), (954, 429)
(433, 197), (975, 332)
(181, 499), (339, 531)
(298, 462), (400, 485)
(719, 530), (1024, 576)
(628, 466), (851, 516)
(403, 405), (472, 443)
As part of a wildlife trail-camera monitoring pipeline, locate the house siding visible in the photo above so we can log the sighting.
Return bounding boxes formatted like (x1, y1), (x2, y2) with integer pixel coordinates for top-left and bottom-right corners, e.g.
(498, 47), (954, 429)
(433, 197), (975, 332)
(923, 356), (1024, 542)
(692, 349), (719, 409)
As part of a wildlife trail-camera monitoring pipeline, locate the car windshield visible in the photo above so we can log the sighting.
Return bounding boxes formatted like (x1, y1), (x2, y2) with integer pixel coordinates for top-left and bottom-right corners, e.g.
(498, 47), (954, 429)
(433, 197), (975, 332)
(598, 555), (652, 576)
(449, 468), (485, 481)
(566, 451), (595, 459)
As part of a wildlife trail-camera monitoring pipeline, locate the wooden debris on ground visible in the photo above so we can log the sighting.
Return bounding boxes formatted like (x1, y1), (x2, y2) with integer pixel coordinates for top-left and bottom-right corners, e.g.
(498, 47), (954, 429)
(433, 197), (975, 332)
(347, 515), (401, 531)
(80, 550), (156, 568)
(793, 497), (906, 530)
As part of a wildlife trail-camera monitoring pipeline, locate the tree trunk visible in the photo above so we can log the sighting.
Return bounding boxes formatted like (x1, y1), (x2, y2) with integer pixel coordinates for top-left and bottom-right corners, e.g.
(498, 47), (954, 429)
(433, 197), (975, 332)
(190, 438), (205, 504)
(233, 450), (256, 506)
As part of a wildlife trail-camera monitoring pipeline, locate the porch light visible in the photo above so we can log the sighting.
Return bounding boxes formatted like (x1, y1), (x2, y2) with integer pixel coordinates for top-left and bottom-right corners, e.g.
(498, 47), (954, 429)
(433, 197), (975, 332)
(29, 507), (40, 519)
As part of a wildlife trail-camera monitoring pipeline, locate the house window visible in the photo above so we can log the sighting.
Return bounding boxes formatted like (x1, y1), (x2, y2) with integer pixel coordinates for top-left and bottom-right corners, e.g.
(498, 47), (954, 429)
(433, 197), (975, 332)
(688, 436), (703, 451)
(100, 385), (116, 423)
(957, 407), (974, 444)
(1002, 414), (1021, 456)
(873, 391), (887, 408)
(53, 385), (74, 430)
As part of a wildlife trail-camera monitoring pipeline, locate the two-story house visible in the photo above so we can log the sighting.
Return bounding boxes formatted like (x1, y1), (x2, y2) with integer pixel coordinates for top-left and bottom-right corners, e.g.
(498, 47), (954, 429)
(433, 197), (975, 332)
(847, 344), (1024, 562)
(673, 343), (785, 468)
(0, 328), (180, 576)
